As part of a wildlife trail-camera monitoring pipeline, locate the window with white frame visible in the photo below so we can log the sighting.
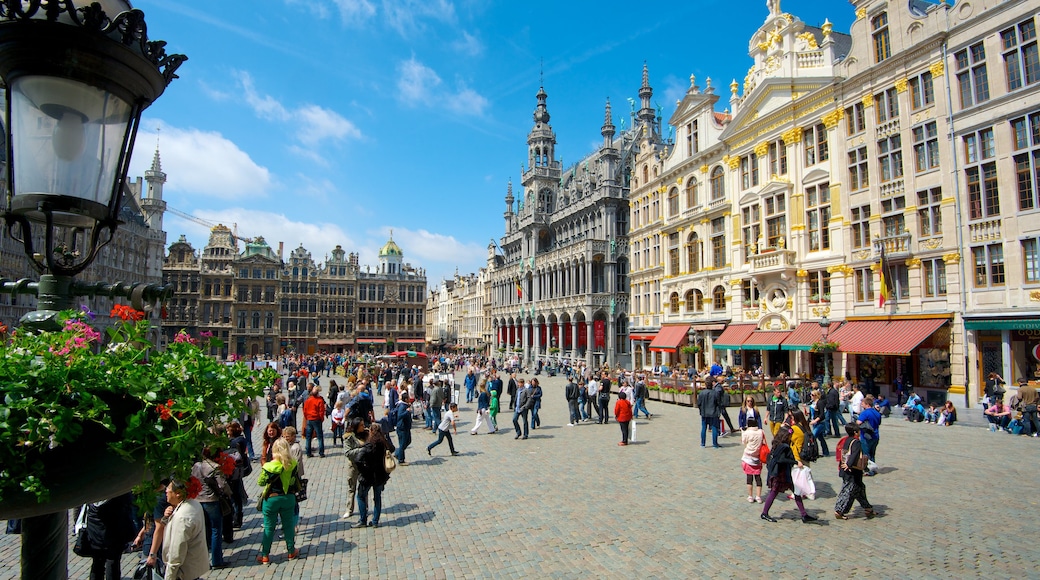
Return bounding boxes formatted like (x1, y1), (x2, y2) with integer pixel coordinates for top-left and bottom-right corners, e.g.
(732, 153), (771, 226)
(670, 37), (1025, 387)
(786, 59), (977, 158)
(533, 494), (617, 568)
(668, 187), (679, 216)
(1002, 18), (1039, 92)
(741, 152), (760, 190)
(711, 217), (726, 269)
(687, 121), (699, 156)
(670, 292), (680, 314)
(651, 192), (660, 221)
(804, 122), (829, 166)
(881, 196), (906, 238)
(686, 289), (704, 312)
(768, 139), (788, 176)
(712, 285), (726, 310)
(956, 42), (990, 108)
(878, 135), (903, 182)
(668, 232), (680, 276)
(972, 243), (1005, 287)
(687, 232), (701, 273)
(923, 258), (947, 297)
(808, 270), (831, 302)
(854, 267), (875, 303)
(653, 280), (661, 313)
(765, 193), (786, 248)
(848, 146), (869, 191)
(807, 182), (831, 251)
(913, 121), (940, 173)
(909, 71), (934, 110)
(1024, 237), (1040, 283)
(633, 241), (641, 270)
(917, 188), (943, 238)
(1011, 111), (1040, 211)
(741, 279), (760, 305)
(888, 263), (910, 299)
(846, 102), (866, 134)
(964, 128), (999, 219)
(742, 204), (761, 259)
(875, 87), (899, 123)
(873, 12), (891, 63)
(685, 178), (699, 209)
(710, 166), (725, 200)
(652, 234), (661, 266)
(852, 205), (872, 249)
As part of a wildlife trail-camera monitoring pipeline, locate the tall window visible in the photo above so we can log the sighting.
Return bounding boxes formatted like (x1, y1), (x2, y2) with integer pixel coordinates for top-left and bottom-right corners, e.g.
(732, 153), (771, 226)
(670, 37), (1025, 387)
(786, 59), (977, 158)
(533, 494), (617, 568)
(686, 233), (701, 273)
(651, 192), (660, 221)
(1024, 238), (1040, 283)
(668, 232), (680, 275)
(687, 121), (699, 156)
(878, 135), (904, 182)
(686, 289), (704, 312)
(881, 196), (906, 237)
(1011, 111), (1040, 210)
(765, 193), (786, 247)
(875, 88), (899, 123)
(668, 187), (680, 216)
(711, 217), (726, 269)
(806, 182), (831, 251)
(742, 204), (761, 259)
(1002, 18), (1039, 91)
(669, 293), (680, 314)
(852, 205), (872, 249)
(872, 12), (891, 63)
(712, 285), (726, 310)
(768, 139), (788, 176)
(923, 258), (948, 297)
(956, 42), (990, 108)
(888, 264), (910, 299)
(913, 122), (940, 173)
(909, 71), (934, 110)
(632, 241), (641, 270)
(808, 270), (831, 301)
(741, 153), (760, 189)
(804, 123), (829, 166)
(652, 234), (661, 266)
(710, 167), (725, 201)
(848, 146), (869, 191)
(972, 244), (1005, 287)
(685, 178), (699, 209)
(855, 267), (875, 303)
(917, 187), (943, 237)
(846, 102), (866, 134)
(964, 128), (999, 219)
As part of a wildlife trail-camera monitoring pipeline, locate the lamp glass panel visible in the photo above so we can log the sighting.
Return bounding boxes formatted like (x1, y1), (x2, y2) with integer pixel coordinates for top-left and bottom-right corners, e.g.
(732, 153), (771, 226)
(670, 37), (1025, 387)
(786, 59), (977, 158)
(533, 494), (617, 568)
(10, 75), (131, 210)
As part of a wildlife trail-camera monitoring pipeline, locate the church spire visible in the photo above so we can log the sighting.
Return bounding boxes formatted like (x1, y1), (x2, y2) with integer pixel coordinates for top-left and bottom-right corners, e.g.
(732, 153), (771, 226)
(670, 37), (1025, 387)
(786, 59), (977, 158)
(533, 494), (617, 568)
(638, 62), (656, 130)
(601, 98), (615, 147)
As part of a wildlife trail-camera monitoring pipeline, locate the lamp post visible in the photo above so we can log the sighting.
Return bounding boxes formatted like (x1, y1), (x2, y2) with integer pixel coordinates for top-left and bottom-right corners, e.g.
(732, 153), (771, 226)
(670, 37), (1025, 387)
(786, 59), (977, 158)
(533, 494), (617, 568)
(0, 2), (184, 578)
(820, 315), (831, 388)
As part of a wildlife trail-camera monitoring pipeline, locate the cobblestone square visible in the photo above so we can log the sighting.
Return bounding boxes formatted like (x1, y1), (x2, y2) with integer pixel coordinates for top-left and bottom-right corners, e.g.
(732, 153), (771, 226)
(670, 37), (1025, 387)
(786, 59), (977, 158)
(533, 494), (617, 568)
(1, 371), (1035, 579)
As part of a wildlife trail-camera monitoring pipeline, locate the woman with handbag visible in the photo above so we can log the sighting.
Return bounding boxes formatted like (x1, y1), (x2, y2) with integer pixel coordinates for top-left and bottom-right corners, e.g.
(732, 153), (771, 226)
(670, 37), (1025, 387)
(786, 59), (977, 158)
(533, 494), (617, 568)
(740, 417), (765, 503)
(190, 446), (231, 568)
(82, 492), (136, 580)
(341, 418), (367, 519)
(759, 426), (816, 523)
(346, 423), (395, 528)
(256, 438), (302, 563)
(834, 423), (874, 519)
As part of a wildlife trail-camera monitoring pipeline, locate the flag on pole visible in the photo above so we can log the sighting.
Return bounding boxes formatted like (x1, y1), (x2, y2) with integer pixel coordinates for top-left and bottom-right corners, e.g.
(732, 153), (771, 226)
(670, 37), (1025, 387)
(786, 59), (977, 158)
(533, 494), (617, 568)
(877, 245), (890, 309)
(516, 278), (523, 299)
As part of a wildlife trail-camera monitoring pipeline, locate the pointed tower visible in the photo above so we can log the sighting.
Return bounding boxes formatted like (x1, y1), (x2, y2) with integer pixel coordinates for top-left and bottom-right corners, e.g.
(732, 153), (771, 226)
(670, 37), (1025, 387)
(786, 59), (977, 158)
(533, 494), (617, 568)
(504, 179), (515, 233)
(141, 145), (167, 232)
(601, 98), (616, 148)
(521, 84), (560, 223)
(637, 63), (657, 136)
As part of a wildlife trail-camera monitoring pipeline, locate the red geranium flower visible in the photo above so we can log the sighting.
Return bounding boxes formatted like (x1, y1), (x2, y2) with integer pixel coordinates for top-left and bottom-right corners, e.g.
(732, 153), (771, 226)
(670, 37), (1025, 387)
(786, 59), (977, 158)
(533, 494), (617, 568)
(185, 476), (203, 499)
(218, 451), (236, 476)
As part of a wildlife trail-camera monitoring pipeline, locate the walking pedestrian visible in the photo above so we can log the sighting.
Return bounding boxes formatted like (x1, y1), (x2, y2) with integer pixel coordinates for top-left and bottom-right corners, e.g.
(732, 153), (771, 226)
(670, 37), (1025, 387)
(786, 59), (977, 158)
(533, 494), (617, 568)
(303, 386), (327, 458)
(759, 426), (816, 523)
(256, 438), (302, 563)
(614, 391), (633, 446)
(565, 377), (580, 426)
(428, 403), (460, 455)
(834, 424), (874, 519)
(530, 378), (543, 430)
(741, 418), (765, 503)
(597, 373), (612, 424)
(161, 477), (209, 578)
(470, 385), (494, 434)
(347, 424), (395, 528)
(394, 395), (413, 464)
(513, 380), (532, 439)
(632, 374), (652, 419)
(341, 419), (366, 519)
(697, 382), (721, 448)
(488, 388), (501, 432)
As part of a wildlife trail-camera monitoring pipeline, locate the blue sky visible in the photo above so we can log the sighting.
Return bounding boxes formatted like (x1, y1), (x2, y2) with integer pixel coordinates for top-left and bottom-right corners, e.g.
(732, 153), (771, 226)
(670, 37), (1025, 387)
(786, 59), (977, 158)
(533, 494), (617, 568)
(128, 0), (854, 287)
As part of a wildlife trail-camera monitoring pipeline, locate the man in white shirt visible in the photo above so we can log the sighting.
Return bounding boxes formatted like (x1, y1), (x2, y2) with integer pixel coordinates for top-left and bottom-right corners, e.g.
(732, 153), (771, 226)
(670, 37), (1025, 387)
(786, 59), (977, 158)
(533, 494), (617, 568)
(850, 384), (865, 421)
(585, 377), (600, 423)
(427, 403), (459, 456)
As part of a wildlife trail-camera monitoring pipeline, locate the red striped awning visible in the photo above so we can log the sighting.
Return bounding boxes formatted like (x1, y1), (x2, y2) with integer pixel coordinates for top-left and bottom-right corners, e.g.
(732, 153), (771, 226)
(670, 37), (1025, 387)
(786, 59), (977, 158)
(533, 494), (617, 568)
(828, 318), (948, 356)
(781, 322), (842, 351)
(356, 338), (386, 344)
(742, 331), (791, 350)
(630, 333), (657, 341)
(713, 324), (758, 350)
(648, 324), (690, 350)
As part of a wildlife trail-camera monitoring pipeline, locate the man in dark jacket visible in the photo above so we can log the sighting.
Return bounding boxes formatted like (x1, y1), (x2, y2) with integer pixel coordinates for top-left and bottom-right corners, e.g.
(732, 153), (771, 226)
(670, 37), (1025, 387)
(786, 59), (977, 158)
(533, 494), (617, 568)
(564, 378), (580, 426)
(506, 372), (518, 411)
(697, 383), (721, 448)
(512, 379), (532, 440)
(766, 383), (789, 437)
(824, 382), (843, 438)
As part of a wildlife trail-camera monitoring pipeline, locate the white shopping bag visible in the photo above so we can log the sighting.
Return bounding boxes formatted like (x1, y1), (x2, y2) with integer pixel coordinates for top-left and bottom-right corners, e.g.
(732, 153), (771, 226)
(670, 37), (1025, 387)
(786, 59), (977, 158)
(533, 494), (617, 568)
(791, 465), (816, 499)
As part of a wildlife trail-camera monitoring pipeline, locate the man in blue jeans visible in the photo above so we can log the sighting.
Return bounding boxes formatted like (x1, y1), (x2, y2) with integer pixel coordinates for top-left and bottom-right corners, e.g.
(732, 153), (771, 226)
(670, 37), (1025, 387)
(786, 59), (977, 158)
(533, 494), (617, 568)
(512, 379), (531, 439)
(824, 382), (844, 437)
(697, 381), (721, 448)
(857, 395), (882, 467)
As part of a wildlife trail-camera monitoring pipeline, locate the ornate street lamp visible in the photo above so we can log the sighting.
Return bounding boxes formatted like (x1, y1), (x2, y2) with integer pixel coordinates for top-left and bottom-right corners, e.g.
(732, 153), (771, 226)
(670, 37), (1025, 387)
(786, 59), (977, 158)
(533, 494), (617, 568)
(819, 315), (831, 387)
(0, 2), (185, 578)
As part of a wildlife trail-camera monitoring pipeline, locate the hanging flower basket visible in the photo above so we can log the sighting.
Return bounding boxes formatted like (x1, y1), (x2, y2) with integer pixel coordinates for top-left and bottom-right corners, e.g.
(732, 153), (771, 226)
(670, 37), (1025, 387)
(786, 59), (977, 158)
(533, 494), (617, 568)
(0, 308), (275, 518)
(680, 345), (701, 355)
(810, 341), (839, 353)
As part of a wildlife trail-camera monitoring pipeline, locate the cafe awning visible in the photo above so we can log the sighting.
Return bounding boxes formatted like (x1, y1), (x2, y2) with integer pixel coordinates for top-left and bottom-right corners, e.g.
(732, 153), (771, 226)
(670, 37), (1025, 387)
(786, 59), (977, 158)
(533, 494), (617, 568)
(630, 333), (657, 341)
(781, 322), (842, 351)
(713, 324), (758, 350)
(648, 324), (690, 351)
(828, 318), (948, 356)
(742, 331), (791, 350)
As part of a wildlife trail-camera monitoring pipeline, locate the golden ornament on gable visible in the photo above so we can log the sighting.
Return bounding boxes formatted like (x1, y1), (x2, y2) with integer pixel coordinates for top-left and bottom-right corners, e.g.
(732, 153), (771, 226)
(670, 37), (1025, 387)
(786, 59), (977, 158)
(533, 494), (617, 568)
(796, 32), (818, 50)
(943, 252), (962, 264)
(861, 93), (874, 108)
(930, 61), (944, 77)
(895, 78), (908, 93)
(754, 142), (770, 157)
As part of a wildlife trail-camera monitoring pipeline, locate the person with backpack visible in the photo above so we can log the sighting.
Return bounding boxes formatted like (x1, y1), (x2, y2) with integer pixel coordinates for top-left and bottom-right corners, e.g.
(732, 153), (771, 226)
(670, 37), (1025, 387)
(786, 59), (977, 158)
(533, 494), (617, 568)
(759, 426), (816, 524)
(766, 383), (789, 437)
(824, 382), (843, 437)
(857, 395), (883, 469)
(226, 422), (252, 530)
(834, 423), (874, 520)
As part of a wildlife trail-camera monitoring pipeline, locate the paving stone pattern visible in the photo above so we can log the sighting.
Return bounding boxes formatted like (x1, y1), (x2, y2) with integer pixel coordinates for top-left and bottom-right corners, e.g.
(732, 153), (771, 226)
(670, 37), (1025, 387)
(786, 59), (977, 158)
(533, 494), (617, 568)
(1, 371), (1036, 579)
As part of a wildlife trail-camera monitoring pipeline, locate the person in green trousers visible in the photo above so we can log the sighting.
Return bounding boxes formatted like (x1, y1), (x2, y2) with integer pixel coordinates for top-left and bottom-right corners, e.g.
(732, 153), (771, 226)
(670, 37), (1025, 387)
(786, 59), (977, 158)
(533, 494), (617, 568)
(256, 438), (302, 564)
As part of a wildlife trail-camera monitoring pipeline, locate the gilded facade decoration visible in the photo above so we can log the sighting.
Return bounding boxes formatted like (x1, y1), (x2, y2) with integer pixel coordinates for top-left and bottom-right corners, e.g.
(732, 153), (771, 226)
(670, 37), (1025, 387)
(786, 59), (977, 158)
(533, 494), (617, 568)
(905, 257), (922, 269)
(895, 78), (908, 93)
(942, 253), (962, 264)
(861, 93), (874, 108)
(930, 61), (944, 77)
(781, 126), (803, 144)
(821, 107), (844, 128)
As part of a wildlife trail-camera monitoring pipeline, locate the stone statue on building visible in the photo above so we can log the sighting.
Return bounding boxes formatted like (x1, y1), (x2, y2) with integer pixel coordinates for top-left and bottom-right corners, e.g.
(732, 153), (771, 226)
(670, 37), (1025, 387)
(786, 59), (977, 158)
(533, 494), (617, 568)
(767, 0), (780, 17)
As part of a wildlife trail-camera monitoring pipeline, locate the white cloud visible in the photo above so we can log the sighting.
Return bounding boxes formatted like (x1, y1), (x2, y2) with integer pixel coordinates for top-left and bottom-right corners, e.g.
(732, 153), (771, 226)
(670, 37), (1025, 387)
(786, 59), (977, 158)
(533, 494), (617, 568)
(451, 30), (483, 57)
(130, 122), (273, 200)
(383, 0), (456, 37)
(233, 71), (361, 162)
(284, 0), (376, 25)
(396, 57), (488, 116)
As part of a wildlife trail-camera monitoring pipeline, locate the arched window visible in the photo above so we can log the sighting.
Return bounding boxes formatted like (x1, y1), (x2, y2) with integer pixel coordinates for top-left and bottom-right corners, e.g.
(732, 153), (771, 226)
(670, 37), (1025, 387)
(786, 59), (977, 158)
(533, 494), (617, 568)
(252, 311), (261, 329)
(687, 233), (701, 273)
(686, 289), (704, 312)
(643, 165), (649, 183)
(266, 312), (274, 329)
(237, 311), (246, 329)
(712, 285), (727, 310)
(670, 292), (680, 314)
(668, 187), (680, 216)
(685, 178), (698, 208)
(710, 166), (725, 201)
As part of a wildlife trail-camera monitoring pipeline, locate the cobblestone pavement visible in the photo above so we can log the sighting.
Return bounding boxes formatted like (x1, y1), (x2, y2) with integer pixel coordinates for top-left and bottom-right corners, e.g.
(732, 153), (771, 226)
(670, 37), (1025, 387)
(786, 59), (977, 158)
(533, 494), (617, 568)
(1, 371), (1037, 579)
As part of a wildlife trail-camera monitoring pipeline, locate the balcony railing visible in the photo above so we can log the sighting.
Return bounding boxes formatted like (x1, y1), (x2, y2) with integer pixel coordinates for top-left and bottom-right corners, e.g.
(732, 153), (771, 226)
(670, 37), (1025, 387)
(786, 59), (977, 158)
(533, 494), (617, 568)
(873, 232), (912, 257)
(968, 218), (1002, 243)
(748, 249), (797, 271)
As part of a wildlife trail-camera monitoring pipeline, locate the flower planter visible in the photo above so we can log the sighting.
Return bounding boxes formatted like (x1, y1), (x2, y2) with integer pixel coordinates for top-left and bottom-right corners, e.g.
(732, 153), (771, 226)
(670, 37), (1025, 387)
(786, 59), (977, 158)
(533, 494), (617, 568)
(676, 392), (696, 406)
(661, 390), (676, 404)
(648, 389), (661, 401)
(729, 393), (744, 406)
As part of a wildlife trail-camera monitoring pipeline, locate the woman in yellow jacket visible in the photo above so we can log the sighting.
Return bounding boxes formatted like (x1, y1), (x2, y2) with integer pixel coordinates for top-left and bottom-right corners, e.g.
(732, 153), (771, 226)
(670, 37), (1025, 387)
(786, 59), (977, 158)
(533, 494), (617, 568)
(786, 409), (813, 499)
